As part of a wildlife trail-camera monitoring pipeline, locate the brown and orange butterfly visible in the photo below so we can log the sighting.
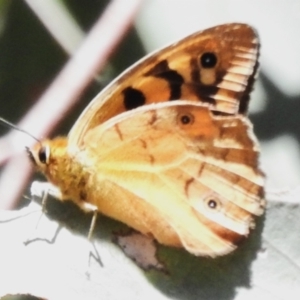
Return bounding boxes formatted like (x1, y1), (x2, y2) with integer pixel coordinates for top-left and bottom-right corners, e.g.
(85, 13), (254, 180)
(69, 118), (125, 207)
(28, 23), (265, 257)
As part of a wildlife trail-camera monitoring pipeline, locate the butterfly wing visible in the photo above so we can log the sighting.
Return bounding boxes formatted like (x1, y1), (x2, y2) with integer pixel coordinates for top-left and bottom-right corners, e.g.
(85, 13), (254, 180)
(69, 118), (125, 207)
(68, 23), (259, 148)
(78, 101), (264, 256)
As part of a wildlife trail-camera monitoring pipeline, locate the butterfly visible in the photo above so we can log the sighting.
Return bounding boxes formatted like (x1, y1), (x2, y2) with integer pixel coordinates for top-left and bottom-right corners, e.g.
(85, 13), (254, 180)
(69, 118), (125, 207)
(27, 23), (265, 257)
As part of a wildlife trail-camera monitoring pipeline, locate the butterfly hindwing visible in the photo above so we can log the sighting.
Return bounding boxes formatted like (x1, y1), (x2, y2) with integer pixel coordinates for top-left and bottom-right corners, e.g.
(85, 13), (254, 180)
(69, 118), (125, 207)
(79, 101), (264, 256)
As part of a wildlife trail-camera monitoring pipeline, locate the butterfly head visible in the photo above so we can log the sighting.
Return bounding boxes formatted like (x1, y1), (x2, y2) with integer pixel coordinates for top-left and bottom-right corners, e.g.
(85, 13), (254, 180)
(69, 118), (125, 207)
(26, 137), (69, 181)
(26, 141), (51, 172)
(26, 137), (86, 201)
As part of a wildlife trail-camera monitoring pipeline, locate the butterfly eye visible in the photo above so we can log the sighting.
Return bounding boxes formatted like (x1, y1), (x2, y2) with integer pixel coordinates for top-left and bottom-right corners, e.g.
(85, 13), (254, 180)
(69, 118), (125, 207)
(200, 52), (218, 68)
(178, 112), (194, 125)
(38, 146), (49, 164)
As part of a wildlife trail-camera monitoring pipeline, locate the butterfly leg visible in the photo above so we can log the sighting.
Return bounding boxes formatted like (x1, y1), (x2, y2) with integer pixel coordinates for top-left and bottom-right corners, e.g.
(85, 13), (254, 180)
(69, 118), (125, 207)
(30, 181), (63, 202)
(79, 202), (103, 277)
(24, 181), (62, 245)
(31, 182), (103, 276)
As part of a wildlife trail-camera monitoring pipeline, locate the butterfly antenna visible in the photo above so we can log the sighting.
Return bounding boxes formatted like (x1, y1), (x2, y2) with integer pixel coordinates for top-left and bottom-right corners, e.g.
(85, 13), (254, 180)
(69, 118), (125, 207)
(0, 117), (40, 143)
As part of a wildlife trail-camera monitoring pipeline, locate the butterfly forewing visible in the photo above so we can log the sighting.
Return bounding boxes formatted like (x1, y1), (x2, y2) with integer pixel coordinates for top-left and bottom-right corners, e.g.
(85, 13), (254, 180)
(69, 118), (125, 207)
(68, 23), (259, 148)
(78, 101), (264, 256)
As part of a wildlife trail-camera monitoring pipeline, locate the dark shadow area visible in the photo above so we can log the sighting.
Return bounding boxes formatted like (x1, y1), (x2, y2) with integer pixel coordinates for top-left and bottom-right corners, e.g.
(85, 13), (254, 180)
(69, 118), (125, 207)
(28, 190), (265, 300)
(146, 213), (265, 300)
(31, 192), (129, 245)
(0, 295), (45, 300)
(251, 72), (300, 143)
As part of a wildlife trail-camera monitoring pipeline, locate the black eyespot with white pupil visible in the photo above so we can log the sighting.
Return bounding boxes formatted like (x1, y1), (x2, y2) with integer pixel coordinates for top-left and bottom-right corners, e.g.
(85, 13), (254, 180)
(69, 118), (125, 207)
(181, 115), (191, 124)
(179, 112), (194, 126)
(38, 147), (48, 164)
(207, 199), (217, 209)
(200, 52), (217, 68)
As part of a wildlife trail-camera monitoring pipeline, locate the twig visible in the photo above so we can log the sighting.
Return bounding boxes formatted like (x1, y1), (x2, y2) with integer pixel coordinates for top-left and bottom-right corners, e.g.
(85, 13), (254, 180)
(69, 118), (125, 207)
(24, 0), (85, 54)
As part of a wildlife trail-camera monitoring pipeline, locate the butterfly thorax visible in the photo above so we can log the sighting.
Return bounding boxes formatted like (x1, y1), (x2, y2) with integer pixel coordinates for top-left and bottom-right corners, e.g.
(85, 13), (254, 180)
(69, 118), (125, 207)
(28, 137), (90, 204)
